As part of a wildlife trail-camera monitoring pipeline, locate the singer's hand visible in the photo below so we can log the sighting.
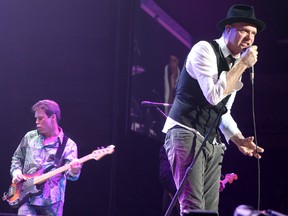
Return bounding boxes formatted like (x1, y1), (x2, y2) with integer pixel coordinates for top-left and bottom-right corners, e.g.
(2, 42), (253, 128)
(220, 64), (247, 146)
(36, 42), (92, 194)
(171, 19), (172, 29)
(237, 136), (264, 159)
(241, 45), (258, 68)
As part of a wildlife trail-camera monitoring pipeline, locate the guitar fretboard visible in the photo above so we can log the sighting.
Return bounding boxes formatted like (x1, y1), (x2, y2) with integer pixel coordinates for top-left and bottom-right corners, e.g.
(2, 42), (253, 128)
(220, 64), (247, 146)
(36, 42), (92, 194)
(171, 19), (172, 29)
(32, 145), (115, 185)
(34, 154), (94, 184)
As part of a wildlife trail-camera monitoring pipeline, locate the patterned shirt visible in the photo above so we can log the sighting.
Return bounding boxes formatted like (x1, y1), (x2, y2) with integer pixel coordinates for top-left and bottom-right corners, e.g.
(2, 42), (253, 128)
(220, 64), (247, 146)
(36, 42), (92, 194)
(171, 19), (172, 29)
(10, 128), (80, 206)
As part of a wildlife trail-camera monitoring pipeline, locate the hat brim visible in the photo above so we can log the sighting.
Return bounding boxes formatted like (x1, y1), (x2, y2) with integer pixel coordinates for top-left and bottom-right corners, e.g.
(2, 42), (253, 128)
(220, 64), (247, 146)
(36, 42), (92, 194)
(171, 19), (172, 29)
(217, 17), (266, 32)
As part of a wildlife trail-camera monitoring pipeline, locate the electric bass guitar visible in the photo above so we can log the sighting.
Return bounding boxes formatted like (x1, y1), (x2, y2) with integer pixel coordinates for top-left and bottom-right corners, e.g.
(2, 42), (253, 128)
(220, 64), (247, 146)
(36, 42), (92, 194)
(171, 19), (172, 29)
(2, 145), (115, 208)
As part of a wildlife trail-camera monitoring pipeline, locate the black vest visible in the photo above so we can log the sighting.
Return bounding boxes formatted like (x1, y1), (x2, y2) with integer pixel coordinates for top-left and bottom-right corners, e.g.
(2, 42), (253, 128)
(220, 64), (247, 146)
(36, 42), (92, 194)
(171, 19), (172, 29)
(168, 41), (230, 143)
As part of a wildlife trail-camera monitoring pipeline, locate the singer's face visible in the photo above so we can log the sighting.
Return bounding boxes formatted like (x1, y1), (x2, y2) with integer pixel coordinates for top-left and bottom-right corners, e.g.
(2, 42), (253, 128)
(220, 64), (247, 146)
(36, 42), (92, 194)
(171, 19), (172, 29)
(226, 23), (257, 55)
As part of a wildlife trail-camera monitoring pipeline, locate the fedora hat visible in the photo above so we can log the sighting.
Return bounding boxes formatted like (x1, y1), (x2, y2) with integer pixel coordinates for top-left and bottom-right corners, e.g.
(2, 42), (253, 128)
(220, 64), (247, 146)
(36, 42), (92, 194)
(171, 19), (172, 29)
(217, 4), (266, 32)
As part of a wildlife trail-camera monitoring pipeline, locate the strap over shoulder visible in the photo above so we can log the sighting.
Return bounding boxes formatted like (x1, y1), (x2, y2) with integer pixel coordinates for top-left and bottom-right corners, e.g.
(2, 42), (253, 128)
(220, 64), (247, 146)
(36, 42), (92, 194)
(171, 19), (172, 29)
(54, 135), (68, 167)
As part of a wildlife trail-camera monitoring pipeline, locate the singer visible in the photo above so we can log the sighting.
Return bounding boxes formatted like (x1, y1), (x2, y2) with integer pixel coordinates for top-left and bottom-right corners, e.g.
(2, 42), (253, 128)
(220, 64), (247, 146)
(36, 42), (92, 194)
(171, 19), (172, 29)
(162, 4), (265, 215)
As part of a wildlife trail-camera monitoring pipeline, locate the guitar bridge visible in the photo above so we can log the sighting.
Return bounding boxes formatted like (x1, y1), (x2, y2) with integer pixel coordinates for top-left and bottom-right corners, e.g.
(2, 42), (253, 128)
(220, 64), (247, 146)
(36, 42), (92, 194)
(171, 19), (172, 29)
(2, 192), (10, 201)
(2, 185), (15, 201)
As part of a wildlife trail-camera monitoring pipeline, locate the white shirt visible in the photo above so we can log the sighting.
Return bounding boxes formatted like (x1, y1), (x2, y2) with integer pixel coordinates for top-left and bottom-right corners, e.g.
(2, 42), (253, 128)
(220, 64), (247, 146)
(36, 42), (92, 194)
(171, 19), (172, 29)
(163, 36), (242, 144)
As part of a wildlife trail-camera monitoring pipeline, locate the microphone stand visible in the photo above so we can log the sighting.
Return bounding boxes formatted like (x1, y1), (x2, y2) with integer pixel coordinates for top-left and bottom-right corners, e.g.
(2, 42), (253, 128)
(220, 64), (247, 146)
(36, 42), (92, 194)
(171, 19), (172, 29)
(156, 107), (168, 118)
(141, 101), (171, 139)
(164, 103), (226, 216)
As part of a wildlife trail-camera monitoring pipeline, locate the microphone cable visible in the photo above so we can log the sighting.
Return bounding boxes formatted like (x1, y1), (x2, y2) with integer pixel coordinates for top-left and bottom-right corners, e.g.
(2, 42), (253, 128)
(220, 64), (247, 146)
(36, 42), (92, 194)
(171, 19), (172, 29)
(250, 65), (261, 211)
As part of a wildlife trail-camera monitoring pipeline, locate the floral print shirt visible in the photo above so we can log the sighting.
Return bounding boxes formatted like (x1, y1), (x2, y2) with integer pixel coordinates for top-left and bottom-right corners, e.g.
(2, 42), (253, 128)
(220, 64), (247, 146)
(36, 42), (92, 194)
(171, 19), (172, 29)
(10, 128), (80, 206)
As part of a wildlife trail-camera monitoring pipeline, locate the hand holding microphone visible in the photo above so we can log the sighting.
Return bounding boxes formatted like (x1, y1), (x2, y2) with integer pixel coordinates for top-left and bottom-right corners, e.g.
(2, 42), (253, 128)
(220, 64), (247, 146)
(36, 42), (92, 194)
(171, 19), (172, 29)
(241, 45), (258, 68)
(240, 45), (258, 83)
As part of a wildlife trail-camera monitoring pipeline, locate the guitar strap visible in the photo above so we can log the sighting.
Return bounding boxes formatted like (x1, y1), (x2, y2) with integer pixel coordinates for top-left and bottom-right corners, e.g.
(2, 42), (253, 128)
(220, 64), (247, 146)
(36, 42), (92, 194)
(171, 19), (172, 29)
(54, 135), (68, 167)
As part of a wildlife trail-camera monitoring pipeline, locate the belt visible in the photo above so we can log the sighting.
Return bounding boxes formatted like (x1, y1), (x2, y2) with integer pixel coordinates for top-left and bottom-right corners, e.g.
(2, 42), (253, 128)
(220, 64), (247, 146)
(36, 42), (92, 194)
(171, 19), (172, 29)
(170, 125), (225, 146)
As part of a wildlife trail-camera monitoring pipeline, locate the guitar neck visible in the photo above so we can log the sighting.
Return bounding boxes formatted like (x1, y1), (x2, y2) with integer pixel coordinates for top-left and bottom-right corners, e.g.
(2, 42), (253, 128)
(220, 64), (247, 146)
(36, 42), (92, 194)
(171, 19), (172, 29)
(34, 154), (93, 185)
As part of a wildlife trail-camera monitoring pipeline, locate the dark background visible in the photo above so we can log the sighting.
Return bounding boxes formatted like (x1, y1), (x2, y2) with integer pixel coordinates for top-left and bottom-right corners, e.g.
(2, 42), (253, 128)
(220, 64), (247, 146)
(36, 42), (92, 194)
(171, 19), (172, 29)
(0, 0), (287, 215)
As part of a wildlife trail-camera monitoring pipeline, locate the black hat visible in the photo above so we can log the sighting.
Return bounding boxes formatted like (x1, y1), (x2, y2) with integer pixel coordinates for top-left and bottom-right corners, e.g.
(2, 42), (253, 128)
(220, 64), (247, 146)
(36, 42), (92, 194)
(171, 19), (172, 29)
(217, 4), (266, 32)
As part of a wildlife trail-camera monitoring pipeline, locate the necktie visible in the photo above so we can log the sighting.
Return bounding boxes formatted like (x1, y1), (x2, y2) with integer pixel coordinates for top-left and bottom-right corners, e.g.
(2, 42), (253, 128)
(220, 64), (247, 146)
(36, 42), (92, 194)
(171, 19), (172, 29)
(227, 55), (236, 68)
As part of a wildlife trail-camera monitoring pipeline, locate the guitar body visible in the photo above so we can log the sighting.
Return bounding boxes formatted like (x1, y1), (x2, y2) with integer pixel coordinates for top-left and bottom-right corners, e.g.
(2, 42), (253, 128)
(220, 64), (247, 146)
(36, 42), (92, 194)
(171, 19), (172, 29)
(5, 169), (45, 208)
(219, 173), (238, 192)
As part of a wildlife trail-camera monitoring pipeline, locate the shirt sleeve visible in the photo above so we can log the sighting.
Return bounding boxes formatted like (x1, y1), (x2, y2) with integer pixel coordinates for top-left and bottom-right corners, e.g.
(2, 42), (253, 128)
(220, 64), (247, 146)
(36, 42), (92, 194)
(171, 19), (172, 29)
(63, 139), (81, 181)
(10, 135), (27, 177)
(219, 91), (241, 143)
(186, 41), (230, 105)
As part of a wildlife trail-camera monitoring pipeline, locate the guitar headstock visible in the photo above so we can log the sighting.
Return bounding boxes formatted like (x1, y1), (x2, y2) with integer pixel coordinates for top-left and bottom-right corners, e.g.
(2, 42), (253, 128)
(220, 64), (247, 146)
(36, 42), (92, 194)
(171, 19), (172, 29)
(90, 145), (115, 160)
(225, 173), (238, 184)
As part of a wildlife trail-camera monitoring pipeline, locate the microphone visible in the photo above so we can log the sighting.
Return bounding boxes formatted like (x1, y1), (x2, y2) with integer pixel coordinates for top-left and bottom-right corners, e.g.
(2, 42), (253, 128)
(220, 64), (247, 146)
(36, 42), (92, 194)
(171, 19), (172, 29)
(141, 101), (172, 107)
(250, 65), (254, 84)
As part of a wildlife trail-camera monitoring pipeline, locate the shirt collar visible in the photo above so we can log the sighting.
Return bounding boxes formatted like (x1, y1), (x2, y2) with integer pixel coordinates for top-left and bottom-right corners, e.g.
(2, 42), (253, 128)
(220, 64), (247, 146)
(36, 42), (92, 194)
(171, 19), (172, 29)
(215, 36), (240, 60)
(57, 127), (65, 144)
(39, 127), (65, 147)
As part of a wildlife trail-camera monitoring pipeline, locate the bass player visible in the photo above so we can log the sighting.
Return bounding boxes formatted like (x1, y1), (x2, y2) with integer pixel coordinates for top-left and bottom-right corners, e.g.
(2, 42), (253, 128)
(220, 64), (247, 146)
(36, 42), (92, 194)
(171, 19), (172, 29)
(8, 99), (82, 216)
